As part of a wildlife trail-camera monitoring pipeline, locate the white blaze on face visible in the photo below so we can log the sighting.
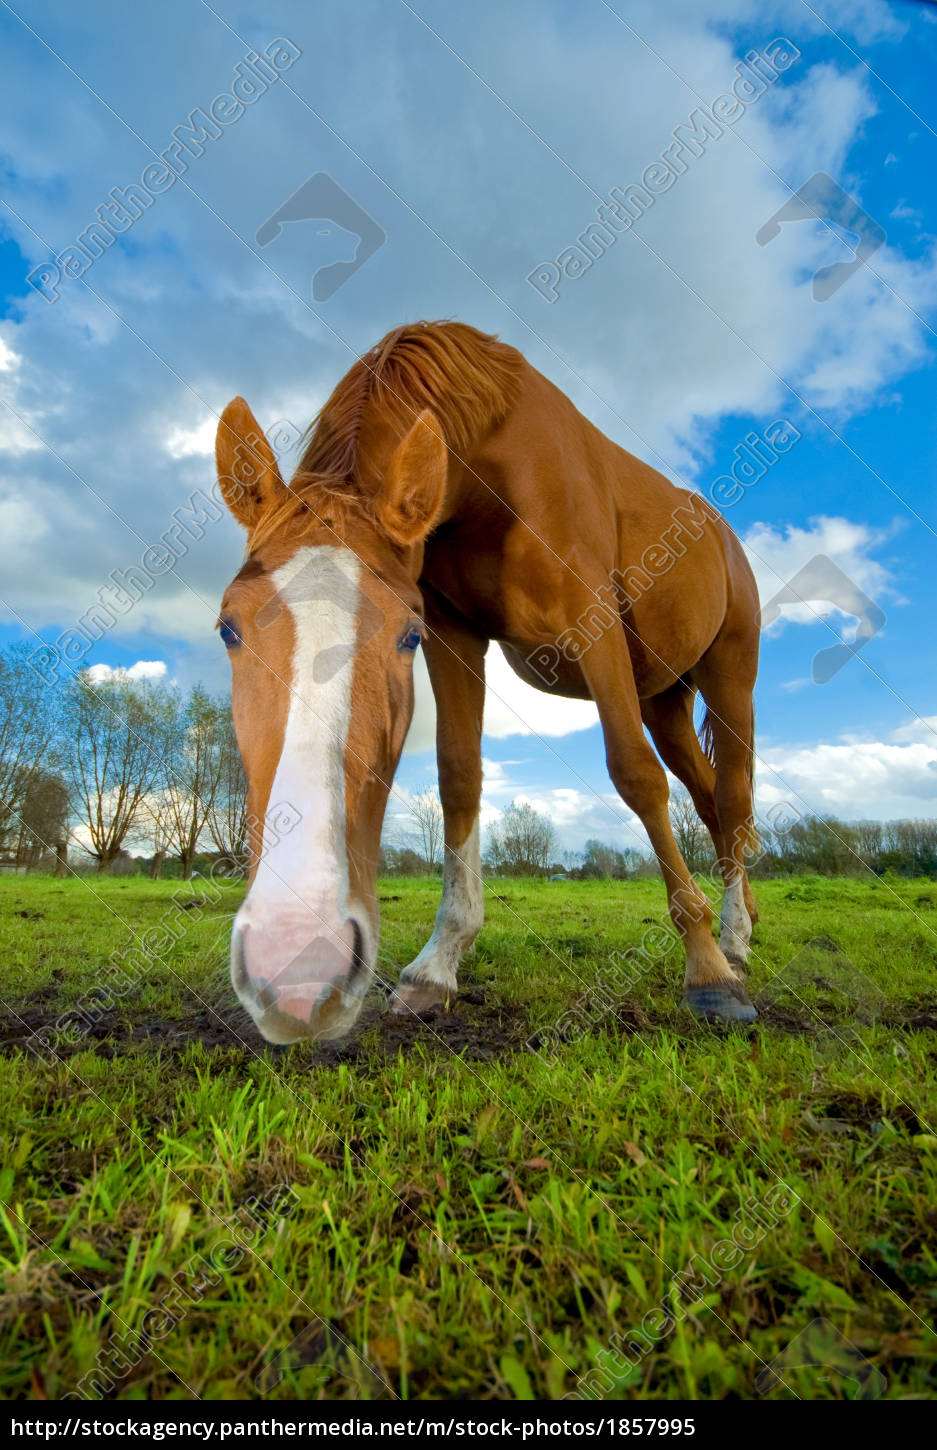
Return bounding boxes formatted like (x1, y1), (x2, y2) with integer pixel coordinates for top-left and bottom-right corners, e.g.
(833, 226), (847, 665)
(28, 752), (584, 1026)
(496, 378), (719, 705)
(233, 545), (368, 1027)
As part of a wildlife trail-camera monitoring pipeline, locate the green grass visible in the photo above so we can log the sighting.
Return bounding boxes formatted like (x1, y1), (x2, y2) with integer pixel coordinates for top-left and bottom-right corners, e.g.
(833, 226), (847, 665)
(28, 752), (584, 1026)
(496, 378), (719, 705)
(1, 872), (936, 1401)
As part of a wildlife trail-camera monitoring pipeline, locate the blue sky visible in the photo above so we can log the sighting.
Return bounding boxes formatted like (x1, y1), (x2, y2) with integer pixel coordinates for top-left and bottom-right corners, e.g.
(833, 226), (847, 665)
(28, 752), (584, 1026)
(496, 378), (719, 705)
(1, 0), (936, 854)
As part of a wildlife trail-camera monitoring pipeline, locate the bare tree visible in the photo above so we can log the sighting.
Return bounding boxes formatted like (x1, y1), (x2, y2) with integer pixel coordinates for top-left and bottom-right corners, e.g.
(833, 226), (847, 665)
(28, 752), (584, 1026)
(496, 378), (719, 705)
(0, 645), (60, 855)
(15, 772), (70, 868)
(66, 672), (175, 871)
(669, 786), (713, 876)
(581, 839), (629, 879)
(485, 800), (555, 876)
(855, 819), (883, 865)
(409, 787), (444, 870)
(161, 686), (226, 879)
(134, 792), (172, 879)
(205, 707), (248, 866)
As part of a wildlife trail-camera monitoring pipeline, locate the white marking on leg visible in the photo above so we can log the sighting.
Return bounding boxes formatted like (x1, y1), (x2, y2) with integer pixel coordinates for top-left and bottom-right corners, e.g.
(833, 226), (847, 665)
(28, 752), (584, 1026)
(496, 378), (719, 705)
(719, 876), (752, 964)
(399, 818), (484, 994)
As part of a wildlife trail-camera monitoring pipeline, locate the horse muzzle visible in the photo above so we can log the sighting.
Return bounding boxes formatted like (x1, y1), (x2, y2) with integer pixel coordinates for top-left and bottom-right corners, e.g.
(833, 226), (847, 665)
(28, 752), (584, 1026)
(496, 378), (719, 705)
(230, 905), (372, 1043)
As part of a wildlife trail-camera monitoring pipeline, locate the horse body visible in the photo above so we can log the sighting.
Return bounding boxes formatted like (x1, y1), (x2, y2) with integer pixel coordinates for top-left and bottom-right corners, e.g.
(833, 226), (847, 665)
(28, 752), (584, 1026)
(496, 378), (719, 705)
(423, 362), (738, 698)
(215, 321), (760, 1043)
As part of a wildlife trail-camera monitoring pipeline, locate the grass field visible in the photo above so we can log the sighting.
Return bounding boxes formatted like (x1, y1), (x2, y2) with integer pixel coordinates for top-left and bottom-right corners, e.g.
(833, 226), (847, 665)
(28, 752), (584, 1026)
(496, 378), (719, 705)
(1, 871), (936, 1401)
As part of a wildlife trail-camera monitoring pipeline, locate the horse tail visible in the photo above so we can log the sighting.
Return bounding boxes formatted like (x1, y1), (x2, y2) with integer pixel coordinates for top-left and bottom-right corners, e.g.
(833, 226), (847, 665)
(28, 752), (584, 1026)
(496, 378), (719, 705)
(698, 705), (716, 770)
(743, 699), (758, 855)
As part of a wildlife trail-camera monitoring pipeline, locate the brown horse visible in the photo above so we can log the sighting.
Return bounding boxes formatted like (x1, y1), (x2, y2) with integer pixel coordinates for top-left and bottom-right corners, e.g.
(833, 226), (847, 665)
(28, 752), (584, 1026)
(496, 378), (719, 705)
(215, 321), (760, 1043)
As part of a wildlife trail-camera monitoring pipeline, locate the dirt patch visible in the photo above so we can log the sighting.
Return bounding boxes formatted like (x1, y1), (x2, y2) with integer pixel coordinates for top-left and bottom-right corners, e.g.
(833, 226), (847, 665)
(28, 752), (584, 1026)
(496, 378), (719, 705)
(887, 998), (937, 1033)
(806, 1092), (922, 1136)
(899, 1010), (937, 1031)
(11, 977), (930, 1073)
(756, 1002), (805, 1031)
(0, 983), (531, 1070)
(0, 998), (254, 1061)
(591, 1001), (654, 1038)
(756, 1002), (827, 1036)
(378, 986), (530, 1062)
(757, 997), (937, 1042)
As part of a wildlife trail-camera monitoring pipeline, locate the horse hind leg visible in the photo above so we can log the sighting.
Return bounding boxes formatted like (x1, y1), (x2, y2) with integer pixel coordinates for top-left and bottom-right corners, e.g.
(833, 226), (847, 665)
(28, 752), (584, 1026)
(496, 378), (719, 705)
(641, 682), (723, 858)
(693, 659), (759, 977)
(643, 684), (754, 987)
(578, 632), (756, 1024)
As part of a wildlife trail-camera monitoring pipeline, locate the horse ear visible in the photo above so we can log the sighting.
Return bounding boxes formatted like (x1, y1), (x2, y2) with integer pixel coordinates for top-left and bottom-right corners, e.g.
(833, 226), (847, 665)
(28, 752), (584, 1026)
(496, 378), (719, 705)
(379, 409), (448, 546)
(215, 397), (285, 529)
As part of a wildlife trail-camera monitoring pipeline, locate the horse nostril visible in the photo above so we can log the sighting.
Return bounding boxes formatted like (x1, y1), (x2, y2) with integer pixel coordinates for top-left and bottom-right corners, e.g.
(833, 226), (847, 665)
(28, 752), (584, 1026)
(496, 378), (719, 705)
(350, 919), (366, 981)
(231, 911), (371, 1043)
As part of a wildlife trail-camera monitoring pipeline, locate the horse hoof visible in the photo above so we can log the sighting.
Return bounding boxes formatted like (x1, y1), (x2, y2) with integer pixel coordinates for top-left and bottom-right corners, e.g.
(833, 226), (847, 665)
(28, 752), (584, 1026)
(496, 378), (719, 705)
(683, 983), (758, 1024)
(389, 980), (452, 1015)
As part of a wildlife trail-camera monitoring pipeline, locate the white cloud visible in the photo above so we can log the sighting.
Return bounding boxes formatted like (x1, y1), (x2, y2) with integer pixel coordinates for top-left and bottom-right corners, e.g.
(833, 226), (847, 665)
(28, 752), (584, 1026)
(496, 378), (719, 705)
(85, 660), (168, 684)
(756, 731), (937, 822)
(0, 328), (44, 456)
(0, 0), (931, 665)
(0, 335), (21, 372)
(0, 412), (43, 456)
(480, 781), (648, 855)
(483, 648), (599, 738)
(402, 642), (599, 756)
(742, 514), (896, 626)
(0, 490), (50, 548)
(891, 715), (937, 745)
(164, 417), (217, 460)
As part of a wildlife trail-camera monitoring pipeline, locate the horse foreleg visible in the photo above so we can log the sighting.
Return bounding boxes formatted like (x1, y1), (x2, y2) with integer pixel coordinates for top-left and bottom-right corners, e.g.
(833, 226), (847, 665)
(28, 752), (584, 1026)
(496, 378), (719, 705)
(390, 615), (486, 1016)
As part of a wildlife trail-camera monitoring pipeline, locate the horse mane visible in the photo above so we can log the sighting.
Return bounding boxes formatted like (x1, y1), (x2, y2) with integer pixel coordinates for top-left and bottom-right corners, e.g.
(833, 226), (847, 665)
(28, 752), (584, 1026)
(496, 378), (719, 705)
(248, 320), (522, 550)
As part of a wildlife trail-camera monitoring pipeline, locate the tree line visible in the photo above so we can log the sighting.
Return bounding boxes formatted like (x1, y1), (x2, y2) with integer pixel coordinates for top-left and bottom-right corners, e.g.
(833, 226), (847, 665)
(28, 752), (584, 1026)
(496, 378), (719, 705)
(3, 643), (935, 880)
(0, 645), (245, 877)
(383, 786), (937, 881)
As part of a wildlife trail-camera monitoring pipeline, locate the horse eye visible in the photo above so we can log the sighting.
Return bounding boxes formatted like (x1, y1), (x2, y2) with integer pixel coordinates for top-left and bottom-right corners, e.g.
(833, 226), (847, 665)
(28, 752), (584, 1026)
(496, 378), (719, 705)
(399, 624), (423, 653)
(219, 618), (240, 649)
